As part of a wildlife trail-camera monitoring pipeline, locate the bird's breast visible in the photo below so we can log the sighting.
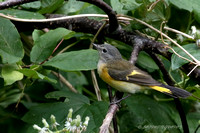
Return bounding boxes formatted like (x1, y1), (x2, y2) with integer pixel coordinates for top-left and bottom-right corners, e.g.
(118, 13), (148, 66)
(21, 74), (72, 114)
(97, 61), (142, 94)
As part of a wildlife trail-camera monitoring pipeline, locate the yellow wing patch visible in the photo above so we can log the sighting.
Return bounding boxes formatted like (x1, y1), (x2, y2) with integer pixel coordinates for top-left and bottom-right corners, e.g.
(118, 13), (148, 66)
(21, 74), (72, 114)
(150, 86), (172, 94)
(126, 70), (142, 80)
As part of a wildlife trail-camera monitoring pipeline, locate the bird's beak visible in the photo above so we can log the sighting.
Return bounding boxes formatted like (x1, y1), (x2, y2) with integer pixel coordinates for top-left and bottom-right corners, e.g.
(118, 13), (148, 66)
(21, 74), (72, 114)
(92, 43), (100, 50)
(92, 43), (98, 48)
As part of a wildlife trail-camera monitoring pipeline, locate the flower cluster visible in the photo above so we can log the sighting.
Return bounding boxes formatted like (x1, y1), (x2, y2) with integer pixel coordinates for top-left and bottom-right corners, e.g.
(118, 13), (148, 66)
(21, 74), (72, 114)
(191, 26), (200, 47)
(33, 108), (90, 133)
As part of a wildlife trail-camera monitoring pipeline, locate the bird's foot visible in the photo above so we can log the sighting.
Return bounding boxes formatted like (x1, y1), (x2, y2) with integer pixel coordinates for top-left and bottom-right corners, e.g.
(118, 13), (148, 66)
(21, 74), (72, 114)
(110, 94), (131, 105)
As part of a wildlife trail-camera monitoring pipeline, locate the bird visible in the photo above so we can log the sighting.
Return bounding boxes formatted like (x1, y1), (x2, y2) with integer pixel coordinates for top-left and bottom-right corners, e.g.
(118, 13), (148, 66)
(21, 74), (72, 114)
(93, 43), (192, 98)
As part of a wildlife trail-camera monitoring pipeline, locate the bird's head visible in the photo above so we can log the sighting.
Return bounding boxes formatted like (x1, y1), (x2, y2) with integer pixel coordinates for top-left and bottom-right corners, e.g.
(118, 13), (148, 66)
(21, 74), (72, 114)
(93, 43), (122, 63)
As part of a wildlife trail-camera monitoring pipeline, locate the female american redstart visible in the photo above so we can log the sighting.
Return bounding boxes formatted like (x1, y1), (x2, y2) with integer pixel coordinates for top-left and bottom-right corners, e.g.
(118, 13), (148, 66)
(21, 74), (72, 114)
(93, 43), (192, 98)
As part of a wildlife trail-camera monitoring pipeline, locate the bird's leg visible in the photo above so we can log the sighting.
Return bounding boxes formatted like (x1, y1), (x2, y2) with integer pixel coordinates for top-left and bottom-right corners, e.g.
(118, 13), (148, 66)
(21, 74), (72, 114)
(110, 94), (131, 105)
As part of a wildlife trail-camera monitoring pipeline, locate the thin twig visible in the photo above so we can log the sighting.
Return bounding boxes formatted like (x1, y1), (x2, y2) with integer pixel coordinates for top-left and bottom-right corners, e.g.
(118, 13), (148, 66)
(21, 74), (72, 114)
(148, 0), (161, 11)
(164, 27), (194, 39)
(166, 46), (196, 64)
(131, 17), (200, 65)
(0, 13), (108, 22)
(52, 39), (64, 54)
(91, 70), (102, 101)
(52, 71), (78, 93)
(187, 64), (199, 76)
(57, 41), (79, 55)
(90, 22), (108, 48)
(15, 81), (26, 108)
(159, 22), (196, 64)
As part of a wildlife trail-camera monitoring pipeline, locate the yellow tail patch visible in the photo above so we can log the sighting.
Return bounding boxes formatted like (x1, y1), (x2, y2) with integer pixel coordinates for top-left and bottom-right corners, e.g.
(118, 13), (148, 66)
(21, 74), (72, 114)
(150, 86), (172, 94)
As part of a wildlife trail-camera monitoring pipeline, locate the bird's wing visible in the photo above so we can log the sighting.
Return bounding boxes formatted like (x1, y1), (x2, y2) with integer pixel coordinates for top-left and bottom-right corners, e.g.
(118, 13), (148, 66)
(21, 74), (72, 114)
(107, 60), (161, 86)
(107, 60), (191, 98)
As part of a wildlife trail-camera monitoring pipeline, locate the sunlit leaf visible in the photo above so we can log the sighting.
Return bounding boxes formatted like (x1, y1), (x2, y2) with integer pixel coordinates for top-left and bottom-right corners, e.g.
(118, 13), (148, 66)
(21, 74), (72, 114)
(18, 69), (57, 83)
(1, 64), (23, 85)
(43, 49), (98, 71)
(30, 28), (73, 63)
(0, 18), (24, 64)
(0, 9), (44, 19)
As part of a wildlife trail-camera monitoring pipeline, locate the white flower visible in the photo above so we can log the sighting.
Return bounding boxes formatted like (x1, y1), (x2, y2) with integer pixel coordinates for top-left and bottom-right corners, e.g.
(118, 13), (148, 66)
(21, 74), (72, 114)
(39, 127), (48, 133)
(70, 125), (77, 132)
(33, 124), (42, 130)
(83, 116), (90, 126)
(67, 108), (73, 122)
(64, 121), (77, 132)
(33, 124), (49, 133)
(50, 115), (60, 128)
(65, 121), (70, 128)
(42, 118), (49, 128)
(191, 26), (197, 37)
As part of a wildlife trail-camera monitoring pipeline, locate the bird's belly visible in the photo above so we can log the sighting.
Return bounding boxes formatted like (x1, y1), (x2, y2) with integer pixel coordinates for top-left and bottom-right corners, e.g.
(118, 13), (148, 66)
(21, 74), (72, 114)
(98, 63), (142, 94)
(108, 80), (142, 94)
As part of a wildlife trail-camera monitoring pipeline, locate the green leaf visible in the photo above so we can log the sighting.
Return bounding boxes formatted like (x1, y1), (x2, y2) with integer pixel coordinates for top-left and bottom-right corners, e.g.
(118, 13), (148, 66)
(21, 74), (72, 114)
(120, 94), (180, 133)
(171, 44), (200, 70)
(1, 64), (23, 85)
(56, 0), (85, 15)
(187, 112), (200, 133)
(0, 18), (24, 64)
(0, 9), (45, 19)
(22, 102), (73, 125)
(120, 0), (141, 11)
(65, 71), (88, 87)
(39, 0), (64, 14)
(80, 4), (105, 14)
(45, 91), (90, 105)
(110, 0), (128, 14)
(194, 8), (200, 24)
(32, 30), (45, 42)
(169, 0), (200, 13)
(20, 1), (41, 10)
(30, 28), (73, 63)
(75, 101), (108, 133)
(43, 49), (98, 71)
(136, 51), (159, 72)
(169, 0), (193, 12)
(18, 69), (57, 83)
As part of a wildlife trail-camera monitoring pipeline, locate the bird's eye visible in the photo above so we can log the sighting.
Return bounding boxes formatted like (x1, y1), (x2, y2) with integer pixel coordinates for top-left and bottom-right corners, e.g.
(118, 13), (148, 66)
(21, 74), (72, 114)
(102, 48), (107, 53)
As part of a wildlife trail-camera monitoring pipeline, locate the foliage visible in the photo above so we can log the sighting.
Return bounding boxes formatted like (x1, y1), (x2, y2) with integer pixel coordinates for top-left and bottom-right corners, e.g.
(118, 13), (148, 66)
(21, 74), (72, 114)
(0, 0), (200, 133)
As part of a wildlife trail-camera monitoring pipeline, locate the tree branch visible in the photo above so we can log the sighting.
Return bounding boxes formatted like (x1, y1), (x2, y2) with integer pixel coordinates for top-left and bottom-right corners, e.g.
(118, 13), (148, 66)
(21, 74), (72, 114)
(99, 104), (118, 133)
(78, 0), (119, 33)
(148, 52), (175, 86)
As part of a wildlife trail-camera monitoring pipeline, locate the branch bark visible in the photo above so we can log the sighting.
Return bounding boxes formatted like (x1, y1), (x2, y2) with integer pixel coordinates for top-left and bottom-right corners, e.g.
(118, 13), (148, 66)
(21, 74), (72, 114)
(99, 104), (118, 133)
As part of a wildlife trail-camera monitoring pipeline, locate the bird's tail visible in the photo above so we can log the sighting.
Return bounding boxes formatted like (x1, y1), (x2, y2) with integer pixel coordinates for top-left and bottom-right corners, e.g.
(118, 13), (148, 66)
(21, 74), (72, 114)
(150, 84), (192, 98)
